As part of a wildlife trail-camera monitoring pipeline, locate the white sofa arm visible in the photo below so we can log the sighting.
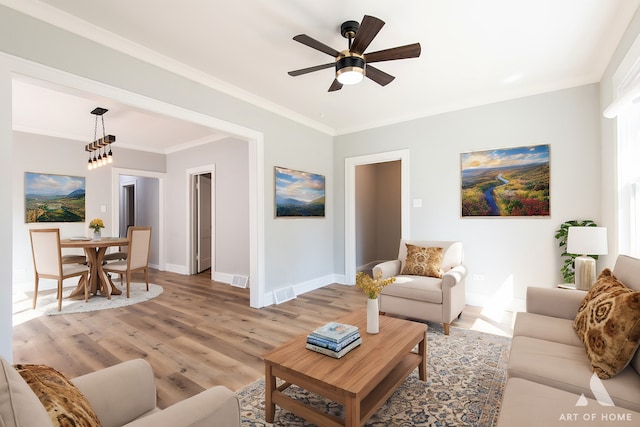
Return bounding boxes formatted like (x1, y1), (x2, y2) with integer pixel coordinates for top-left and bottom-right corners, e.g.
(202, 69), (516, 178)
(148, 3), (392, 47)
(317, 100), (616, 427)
(442, 265), (467, 289)
(526, 287), (586, 320)
(72, 359), (156, 427)
(373, 260), (401, 279)
(124, 386), (241, 427)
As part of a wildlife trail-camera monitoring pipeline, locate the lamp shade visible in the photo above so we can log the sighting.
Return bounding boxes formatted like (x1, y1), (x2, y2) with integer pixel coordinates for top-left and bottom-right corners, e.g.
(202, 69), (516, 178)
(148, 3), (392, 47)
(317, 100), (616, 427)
(566, 227), (608, 255)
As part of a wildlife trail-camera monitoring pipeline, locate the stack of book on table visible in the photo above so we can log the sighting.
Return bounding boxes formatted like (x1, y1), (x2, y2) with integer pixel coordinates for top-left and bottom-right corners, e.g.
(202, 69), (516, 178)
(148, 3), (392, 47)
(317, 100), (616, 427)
(306, 322), (362, 359)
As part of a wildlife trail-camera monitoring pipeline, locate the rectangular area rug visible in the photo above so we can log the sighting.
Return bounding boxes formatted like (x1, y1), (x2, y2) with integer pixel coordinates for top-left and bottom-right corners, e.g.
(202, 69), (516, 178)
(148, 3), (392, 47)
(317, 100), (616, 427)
(238, 323), (511, 426)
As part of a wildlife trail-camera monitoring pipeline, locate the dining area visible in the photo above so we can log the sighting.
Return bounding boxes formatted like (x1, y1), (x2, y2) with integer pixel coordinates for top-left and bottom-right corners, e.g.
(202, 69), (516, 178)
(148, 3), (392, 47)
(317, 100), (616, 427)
(28, 225), (152, 312)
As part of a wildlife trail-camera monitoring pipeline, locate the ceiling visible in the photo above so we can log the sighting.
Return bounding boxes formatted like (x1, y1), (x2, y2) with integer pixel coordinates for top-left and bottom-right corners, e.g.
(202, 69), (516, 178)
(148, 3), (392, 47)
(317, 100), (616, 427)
(5, 0), (640, 153)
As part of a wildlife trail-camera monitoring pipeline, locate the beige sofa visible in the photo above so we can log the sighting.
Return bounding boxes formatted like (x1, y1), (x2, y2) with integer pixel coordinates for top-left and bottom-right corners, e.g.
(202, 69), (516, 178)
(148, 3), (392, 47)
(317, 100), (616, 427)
(497, 255), (640, 426)
(0, 357), (241, 427)
(373, 240), (467, 335)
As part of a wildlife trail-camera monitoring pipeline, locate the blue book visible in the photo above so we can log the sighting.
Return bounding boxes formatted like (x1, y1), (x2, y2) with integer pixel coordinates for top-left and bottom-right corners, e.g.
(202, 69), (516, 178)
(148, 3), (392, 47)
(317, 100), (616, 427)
(310, 322), (359, 343)
(306, 332), (360, 351)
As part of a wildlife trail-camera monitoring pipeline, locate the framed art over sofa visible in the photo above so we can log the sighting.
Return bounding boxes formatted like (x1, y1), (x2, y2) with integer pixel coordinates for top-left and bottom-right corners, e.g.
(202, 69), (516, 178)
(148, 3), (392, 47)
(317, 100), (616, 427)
(460, 144), (550, 217)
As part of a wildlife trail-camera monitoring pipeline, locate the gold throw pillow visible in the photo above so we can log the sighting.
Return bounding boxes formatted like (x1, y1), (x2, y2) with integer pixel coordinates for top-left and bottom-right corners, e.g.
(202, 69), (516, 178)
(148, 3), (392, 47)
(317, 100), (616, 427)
(14, 364), (102, 427)
(401, 244), (444, 278)
(573, 268), (640, 379)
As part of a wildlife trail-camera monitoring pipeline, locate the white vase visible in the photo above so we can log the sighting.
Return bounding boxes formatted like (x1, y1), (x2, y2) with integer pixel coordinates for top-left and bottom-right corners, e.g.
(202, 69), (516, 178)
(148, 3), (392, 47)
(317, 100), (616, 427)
(93, 230), (101, 241)
(367, 298), (379, 334)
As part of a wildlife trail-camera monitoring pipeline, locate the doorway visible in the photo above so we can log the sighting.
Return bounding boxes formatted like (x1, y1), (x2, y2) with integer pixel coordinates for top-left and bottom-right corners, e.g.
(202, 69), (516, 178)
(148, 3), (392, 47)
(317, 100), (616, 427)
(355, 160), (402, 274)
(193, 172), (213, 274)
(9, 60), (265, 308)
(112, 169), (164, 270)
(345, 150), (411, 284)
(187, 165), (216, 277)
(119, 178), (136, 237)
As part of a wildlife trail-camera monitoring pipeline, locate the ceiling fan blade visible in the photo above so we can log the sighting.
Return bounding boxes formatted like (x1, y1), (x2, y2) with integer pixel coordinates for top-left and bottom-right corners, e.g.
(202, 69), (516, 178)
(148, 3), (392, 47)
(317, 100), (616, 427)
(328, 79), (343, 92)
(293, 34), (340, 57)
(365, 43), (421, 63)
(350, 15), (385, 54)
(365, 65), (395, 86)
(288, 63), (335, 76)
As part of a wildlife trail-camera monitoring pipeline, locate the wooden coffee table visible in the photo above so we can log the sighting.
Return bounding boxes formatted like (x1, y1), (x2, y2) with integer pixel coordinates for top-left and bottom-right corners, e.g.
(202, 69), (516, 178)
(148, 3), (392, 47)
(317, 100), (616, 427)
(263, 310), (427, 427)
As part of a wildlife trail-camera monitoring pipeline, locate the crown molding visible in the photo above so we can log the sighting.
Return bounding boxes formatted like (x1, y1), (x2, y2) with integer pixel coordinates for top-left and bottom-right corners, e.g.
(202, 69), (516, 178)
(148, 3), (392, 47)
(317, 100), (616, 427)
(0, 0), (336, 136)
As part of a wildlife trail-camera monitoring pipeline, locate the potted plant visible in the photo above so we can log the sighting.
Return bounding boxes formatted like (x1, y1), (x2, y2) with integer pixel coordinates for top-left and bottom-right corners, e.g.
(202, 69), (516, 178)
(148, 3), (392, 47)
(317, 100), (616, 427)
(554, 219), (598, 283)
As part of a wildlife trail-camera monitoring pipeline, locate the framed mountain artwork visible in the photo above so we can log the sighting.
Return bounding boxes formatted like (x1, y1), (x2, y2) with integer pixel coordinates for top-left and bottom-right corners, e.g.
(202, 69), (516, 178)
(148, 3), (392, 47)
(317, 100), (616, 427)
(25, 172), (86, 223)
(461, 144), (550, 217)
(275, 166), (325, 217)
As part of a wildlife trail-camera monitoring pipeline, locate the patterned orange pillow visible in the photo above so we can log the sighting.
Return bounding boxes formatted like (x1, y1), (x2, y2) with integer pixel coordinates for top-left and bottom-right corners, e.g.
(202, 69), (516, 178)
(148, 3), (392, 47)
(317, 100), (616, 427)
(401, 244), (443, 278)
(14, 364), (102, 427)
(573, 268), (640, 379)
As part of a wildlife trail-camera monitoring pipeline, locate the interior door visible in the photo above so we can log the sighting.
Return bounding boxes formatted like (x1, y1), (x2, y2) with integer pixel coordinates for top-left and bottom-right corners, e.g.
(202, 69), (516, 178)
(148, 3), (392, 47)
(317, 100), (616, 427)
(197, 174), (212, 272)
(120, 183), (136, 237)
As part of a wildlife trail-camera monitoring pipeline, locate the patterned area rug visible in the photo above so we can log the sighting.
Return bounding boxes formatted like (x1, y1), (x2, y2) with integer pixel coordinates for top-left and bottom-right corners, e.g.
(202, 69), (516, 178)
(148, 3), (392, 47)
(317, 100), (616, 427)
(238, 323), (510, 426)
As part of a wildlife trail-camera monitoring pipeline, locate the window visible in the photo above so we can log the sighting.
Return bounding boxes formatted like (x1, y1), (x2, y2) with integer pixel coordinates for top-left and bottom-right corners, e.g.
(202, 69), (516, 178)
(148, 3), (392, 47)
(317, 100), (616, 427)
(617, 100), (640, 257)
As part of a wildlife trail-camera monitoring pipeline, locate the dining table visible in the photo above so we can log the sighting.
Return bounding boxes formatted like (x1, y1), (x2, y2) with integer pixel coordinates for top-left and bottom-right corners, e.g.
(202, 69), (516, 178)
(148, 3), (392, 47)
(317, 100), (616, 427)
(60, 236), (129, 299)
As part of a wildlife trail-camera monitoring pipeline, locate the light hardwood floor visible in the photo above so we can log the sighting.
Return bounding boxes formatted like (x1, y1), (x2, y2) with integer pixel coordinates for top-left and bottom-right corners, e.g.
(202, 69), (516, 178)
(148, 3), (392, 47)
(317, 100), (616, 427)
(12, 269), (515, 409)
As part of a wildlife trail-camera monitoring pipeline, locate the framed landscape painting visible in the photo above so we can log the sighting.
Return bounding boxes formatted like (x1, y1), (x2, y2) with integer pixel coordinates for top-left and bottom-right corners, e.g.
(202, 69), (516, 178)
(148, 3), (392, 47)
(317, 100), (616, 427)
(275, 166), (325, 217)
(25, 172), (86, 223)
(461, 144), (550, 217)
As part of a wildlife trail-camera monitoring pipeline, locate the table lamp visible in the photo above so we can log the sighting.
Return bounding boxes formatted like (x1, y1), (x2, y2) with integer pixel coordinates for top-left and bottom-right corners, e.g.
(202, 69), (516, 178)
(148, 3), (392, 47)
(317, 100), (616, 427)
(566, 226), (608, 291)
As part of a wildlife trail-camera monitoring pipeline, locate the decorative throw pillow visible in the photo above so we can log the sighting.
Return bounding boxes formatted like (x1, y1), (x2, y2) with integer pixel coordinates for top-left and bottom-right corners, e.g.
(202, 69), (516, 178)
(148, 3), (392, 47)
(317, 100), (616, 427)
(14, 364), (102, 427)
(573, 268), (640, 379)
(401, 244), (444, 278)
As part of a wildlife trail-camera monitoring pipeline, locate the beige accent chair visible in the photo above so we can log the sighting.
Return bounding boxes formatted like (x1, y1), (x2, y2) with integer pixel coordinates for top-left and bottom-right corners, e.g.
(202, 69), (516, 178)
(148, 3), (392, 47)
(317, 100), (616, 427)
(0, 356), (241, 427)
(103, 226), (151, 298)
(373, 240), (467, 335)
(29, 228), (90, 311)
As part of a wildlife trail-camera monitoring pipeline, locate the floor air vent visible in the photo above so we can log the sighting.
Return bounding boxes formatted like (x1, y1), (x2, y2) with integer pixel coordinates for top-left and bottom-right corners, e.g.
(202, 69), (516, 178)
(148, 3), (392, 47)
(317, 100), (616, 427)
(273, 287), (295, 304)
(230, 275), (248, 288)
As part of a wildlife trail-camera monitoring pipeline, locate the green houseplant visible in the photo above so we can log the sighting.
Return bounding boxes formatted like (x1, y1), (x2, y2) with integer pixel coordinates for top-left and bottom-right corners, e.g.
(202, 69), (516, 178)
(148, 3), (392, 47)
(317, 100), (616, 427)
(554, 219), (598, 283)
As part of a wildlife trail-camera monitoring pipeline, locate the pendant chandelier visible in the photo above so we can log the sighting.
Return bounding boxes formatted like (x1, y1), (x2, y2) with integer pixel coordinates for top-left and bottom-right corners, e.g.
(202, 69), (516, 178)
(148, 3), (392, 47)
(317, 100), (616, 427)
(86, 107), (115, 170)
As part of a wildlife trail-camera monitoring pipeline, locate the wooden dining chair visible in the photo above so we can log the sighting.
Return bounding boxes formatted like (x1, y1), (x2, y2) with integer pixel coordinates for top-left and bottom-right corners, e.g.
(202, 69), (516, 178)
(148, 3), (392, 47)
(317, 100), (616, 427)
(103, 226), (152, 298)
(62, 254), (88, 264)
(29, 228), (90, 311)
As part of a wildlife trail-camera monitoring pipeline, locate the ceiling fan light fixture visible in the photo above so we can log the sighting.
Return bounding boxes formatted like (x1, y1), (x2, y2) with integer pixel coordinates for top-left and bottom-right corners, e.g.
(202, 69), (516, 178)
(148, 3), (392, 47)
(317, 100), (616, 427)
(336, 52), (365, 85)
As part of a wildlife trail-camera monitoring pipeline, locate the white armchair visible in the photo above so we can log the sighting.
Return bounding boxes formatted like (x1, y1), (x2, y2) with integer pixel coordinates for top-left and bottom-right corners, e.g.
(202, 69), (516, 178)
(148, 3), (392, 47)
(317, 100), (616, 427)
(373, 240), (467, 335)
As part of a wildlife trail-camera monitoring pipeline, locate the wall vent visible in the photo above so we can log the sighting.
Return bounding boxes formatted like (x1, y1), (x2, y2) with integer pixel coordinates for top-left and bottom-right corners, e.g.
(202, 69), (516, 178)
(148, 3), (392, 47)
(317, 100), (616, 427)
(273, 286), (296, 304)
(230, 275), (249, 288)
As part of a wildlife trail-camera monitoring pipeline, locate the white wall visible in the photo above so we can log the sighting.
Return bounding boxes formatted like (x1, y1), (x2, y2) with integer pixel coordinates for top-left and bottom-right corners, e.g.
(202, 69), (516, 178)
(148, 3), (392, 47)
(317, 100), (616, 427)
(165, 137), (250, 277)
(335, 84), (602, 307)
(0, 65), (12, 360)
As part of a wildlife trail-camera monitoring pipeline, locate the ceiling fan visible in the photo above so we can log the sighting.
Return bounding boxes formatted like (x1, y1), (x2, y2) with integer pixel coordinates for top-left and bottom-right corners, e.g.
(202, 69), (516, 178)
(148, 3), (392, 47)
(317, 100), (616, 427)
(288, 15), (421, 92)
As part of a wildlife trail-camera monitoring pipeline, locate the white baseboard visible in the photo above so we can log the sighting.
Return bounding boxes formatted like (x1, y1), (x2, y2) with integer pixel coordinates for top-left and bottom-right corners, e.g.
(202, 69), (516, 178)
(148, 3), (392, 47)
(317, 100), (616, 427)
(212, 271), (249, 288)
(265, 274), (346, 306)
(165, 263), (188, 275)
